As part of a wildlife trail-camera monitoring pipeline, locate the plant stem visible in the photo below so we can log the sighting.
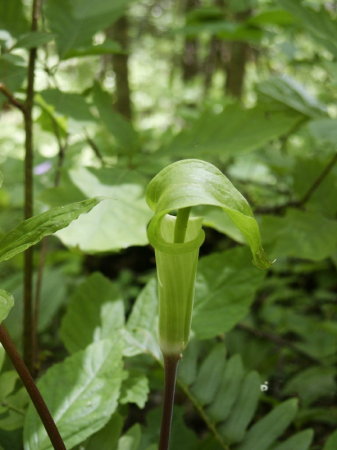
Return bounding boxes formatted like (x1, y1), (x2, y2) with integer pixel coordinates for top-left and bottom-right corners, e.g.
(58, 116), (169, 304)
(23, 0), (42, 374)
(159, 354), (180, 450)
(0, 325), (66, 450)
(174, 207), (191, 243)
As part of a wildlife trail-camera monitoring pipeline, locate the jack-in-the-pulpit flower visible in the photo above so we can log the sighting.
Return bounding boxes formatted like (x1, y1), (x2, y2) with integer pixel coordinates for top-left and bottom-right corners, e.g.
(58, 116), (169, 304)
(146, 159), (271, 357)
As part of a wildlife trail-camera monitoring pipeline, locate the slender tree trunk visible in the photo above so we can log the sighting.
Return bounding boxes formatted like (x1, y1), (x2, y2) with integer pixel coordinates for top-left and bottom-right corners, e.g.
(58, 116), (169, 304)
(23, 0), (42, 375)
(224, 10), (252, 99)
(182, 0), (200, 82)
(225, 41), (249, 98)
(108, 16), (132, 120)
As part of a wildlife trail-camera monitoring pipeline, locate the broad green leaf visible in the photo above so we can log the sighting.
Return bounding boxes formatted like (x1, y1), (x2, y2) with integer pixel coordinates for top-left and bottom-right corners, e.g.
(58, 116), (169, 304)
(164, 104), (302, 162)
(248, 9), (295, 26)
(272, 430), (314, 450)
(0, 371), (18, 402)
(13, 32), (54, 50)
(3, 269), (67, 341)
(52, 167), (151, 253)
(24, 338), (124, 450)
(261, 209), (337, 261)
(72, 0), (133, 19)
(0, 387), (29, 431)
(178, 21), (263, 43)
(92, 84), (139, 151)
(39, 89), (95, 124)
(60, 272), (124, 354)
(146, 159), (270, 269)
(120, 372), (149, 409)
(0, 0), (29, 37)
(125, 279), (160, 359)
(0, 290), (14, 324)
(117, 424), (141, 450)
(293, 157), (337, 217)
(193, 248), (266, 339)
(307, 118), (337, 147)
(0, 55), (26, 97)
(191, 343), (226, 406)
(279, 0), (337, 57)
(44, 0), (129, 58)
(258, 75), (327, 117)
(85, 413), (124, 450)
(0, 198), (99, 263)
(220, 371), (261, 443)
(237, 399), (298, 450)
(64, 40), (123, 59)
(324, 430), (337, 450)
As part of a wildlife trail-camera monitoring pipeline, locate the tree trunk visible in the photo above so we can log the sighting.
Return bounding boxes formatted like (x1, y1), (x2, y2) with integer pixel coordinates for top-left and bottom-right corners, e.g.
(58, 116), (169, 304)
(182, 0), (200, 82)
(108, 15), (132, 120)
(224, 10), (252, 99)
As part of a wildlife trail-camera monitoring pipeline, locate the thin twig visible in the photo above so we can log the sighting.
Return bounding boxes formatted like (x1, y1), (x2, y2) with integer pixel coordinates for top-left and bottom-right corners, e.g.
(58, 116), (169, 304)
(0, 325), (66, 450)
(0, 84), (26, 113)
(23, 0), (43, 374)
(256, 151), (337, 215)
(33, 116), (67, 370)
(178, 380), (229, 450)
(85, 132), (105, 165)
(237, 323), (322, 365)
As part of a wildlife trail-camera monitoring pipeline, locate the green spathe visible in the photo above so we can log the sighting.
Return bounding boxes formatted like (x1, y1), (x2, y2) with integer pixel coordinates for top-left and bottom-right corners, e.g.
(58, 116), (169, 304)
(146, 159), (270, 356)
(153, 214), (204, 355)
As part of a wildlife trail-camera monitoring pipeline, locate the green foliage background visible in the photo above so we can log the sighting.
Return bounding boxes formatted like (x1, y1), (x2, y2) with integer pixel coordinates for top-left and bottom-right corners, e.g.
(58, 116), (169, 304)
(0, 0), (337, 449)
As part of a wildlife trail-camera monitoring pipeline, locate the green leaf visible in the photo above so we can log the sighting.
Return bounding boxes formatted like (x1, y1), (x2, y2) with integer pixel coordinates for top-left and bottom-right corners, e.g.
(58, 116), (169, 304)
(64, 40), (123, 59)
(272, 429), (314, 450)
(219, 371), (261, 443)
(51, 168), (151, 253)
(261, 209), (337, 261)
(72, 0), (133, 19)
(60, 272), (124, 354)
(258, 75), (327, 117)
(206, 354), (244, 423)
(23, 338), (124, 450)
(324, 430), (337, 450)
(85, 413), (124, 450)
(0, 55), (26, 97)
(0, 290), (14, 324)
(0, 387), (28, 431)
(248, 9), (295, 26)
(0, 371), (18, 402)
(120, 372), (149, 409)
(191, 343), (226, 406)
(0, 198), (99, 264)
(307, 118), (337, 147)
(282, 366), (337, 406)
(237, 399), (298, 450)
(164, 104), (302, 162)
(279, 0), (337, 57)
(125, 279), (160, 359)
(146, 159), (270, 269)
(92, 84), (139, 151)
(13, 32), (54, 50)
(117, 424), (141, 450)
(192, 248), (266, 339)
(0, 0), (29, 37)
(39, 89), (95, 123)
(44, 0), (130, 58)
